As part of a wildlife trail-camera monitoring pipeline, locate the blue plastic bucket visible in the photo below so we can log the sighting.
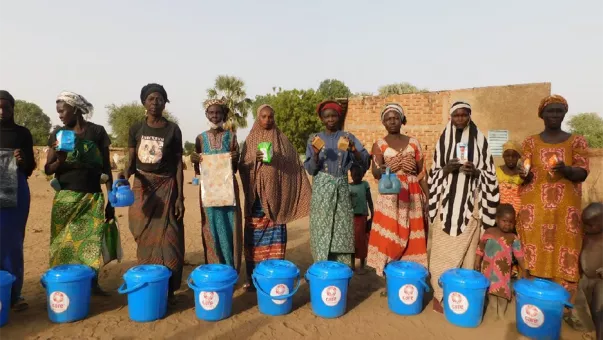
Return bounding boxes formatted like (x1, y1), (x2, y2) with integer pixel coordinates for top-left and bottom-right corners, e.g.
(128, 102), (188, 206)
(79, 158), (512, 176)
(252, 259), (301, 316)
(0, 271), (16, 327)
(305, 261), (353, 319)
(514, 278), (572, 340)
(384, 261), (429, 315)
(187, 264), (238, 321)
(438, 268), (489, 328)
(118, 265), (172, 322)
(41, 264), (95, 323)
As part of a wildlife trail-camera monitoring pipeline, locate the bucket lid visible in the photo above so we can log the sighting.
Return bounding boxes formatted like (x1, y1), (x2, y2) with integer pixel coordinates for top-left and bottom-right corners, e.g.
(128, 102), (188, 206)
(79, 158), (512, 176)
(253, 259), (299, 279)
(384, 261), (428, 279)
(190, 264), (238, 284)
(0, 270), (15, 286)
(439, 268), (489, 289)
(123, 265), (172, 283)
(514, 278), (570, 302)
(306, 261), (353, 280)
(43, 264), (95, 283)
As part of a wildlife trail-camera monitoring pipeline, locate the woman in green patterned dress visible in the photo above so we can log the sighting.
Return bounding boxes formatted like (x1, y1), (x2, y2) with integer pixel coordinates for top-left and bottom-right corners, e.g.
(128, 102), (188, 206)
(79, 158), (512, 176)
(45, 92), (113, 295)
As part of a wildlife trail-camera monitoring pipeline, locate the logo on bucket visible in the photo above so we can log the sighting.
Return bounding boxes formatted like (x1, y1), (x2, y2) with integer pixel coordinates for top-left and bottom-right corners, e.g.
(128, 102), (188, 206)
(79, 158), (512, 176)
(321, 286), (342, 307)
(199, 291), (220, 311)
(398, 284), (419, 305)
(521, 304), (545, 328)
(49, 291), (70, 313)
(447, 292), (469, 315)
(270, 284), (289, 305)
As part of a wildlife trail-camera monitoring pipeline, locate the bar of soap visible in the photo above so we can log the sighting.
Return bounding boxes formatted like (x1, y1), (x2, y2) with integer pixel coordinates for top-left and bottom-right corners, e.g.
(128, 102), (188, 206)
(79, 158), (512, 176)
(337, 136), (349, 151)
(311, 136), (325, 151)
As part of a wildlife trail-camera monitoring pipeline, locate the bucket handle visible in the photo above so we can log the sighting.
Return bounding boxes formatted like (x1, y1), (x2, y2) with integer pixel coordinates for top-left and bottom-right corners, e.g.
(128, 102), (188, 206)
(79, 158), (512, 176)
(40, 277), (46, 289)
(187, 276), (238, 292)
(252, 275), (301, 300)
(383, 271), (430, 292)
(117, 281), (147, 295)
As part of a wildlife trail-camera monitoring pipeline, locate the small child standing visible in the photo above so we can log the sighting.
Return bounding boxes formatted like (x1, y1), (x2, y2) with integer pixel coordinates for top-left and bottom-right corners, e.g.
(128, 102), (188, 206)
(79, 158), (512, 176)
(475, 204), (527, 319)
(578, 203), (603, 339)
(349, 164), (374, 273)
(496, 140), (526, 213)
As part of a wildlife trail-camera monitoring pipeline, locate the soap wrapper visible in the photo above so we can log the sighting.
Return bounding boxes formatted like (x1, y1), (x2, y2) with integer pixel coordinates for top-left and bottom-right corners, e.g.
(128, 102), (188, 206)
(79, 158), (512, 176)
(56, 130), (75, 152)
(258, 142), (273, 164)
(200, 153), (236, 207)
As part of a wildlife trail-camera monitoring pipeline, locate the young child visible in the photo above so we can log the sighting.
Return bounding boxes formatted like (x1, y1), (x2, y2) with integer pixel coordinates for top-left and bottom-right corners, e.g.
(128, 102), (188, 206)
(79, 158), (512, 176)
(349, 164), (374, 273)
(475, 204), (527, 319)
(579, 203), (603, 339)
(496, 140), (526, 213)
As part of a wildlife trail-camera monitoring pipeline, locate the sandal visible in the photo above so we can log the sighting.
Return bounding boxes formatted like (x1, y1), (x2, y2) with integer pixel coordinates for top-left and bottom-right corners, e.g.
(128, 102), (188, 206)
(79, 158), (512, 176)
(11, 297), (29, 312)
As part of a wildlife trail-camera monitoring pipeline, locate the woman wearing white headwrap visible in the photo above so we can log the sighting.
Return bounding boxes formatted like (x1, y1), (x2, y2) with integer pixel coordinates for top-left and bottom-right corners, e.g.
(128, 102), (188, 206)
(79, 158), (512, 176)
(367, 104), (429, 294)
(427, 101), (499, 313)
(45, 91), (113, 295)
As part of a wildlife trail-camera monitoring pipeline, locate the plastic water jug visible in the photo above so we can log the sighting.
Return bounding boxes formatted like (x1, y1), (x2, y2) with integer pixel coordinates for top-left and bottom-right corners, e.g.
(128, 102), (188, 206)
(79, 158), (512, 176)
(118, 265), (172, 322)
(40, 264), (95, 323)
(252, 259), (301, 316)
(378, 168), (401, 195)
(0, 271), (16, 327)
(56, 130), (75, 152)
(108, 179), (135, 208)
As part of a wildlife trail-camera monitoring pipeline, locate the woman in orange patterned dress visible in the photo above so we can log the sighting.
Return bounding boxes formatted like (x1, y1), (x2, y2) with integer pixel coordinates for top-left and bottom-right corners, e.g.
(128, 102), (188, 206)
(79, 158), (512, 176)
(517, 94), (589, 324)
(367, 104), (428, 296)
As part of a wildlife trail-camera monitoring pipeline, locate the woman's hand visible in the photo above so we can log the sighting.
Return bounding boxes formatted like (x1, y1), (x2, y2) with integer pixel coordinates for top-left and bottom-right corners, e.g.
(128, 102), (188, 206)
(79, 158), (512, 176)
(345, 136), (356, 152)
(14, 149), (24, 167)
(443, 158), (462, 176)
(190, 152), (201, 163)
(105, 203), (115, 221)
(552, 161), (572, 178)
(230, 150), (239, 161)
(461, 161), (480, 177)
(174, 198), (185, 220)
(256, 150), (264, 163)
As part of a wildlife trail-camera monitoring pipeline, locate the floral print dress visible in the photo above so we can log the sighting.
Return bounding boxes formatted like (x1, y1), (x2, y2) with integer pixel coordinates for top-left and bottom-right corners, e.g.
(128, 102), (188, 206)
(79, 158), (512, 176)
(476, 233), (524, 300)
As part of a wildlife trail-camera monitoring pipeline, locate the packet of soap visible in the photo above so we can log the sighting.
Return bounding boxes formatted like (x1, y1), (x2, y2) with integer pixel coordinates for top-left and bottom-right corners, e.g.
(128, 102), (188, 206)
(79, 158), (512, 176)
(522, 158), (531, 173)
(258, 142), (273, 163)
(56, 130), (75, 152)
(547, 154), (559, 177)
(337, 136), (350, 151)
(456, 142), (468, 163)
(311, 135), (325, 151)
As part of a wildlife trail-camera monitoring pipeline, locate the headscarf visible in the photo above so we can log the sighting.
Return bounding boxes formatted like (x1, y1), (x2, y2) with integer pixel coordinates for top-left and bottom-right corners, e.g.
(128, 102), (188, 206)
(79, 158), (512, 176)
(140, 83), (170, 104)
(203, 98), (231, 115)
(538, 94), (568, 117)
(449, 101), (472, 115)
(428, 102), (499, 236)
(381, 103), (405, 122)
(56, 91), (94, 118)
(238, 105), (311, 224)
(502, 140), (521, 155)
(316, 100), (342, 117)
(0, 90), (15, 107)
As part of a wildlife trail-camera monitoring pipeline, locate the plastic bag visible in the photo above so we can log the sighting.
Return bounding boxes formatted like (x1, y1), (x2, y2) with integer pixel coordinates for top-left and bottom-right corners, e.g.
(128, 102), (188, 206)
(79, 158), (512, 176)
(0, 149), (18, 208)
(200, 153), (236, 207)
(102, 219), (123, 265)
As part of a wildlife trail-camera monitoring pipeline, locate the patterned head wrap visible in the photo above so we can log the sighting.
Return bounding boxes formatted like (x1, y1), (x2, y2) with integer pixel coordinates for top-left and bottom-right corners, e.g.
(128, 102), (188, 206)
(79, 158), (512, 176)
(538, 94), (568, 118)
(256, 104), (274, 116)
(502, 140), (521, 155)
(140, 83), (169, 104)
(0, 90), (15, 108)
(203, 98), (231, 115)
(449, 101), (472, 115)
(380, 103), (405, 122)
(316, 100), (342, 117)
(56, 91), (94, 118)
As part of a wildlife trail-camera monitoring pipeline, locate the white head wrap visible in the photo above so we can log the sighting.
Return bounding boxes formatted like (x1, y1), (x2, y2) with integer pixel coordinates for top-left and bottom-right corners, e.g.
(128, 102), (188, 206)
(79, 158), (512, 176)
(449, 101), (471, 115)
(56, 91), (94, 118)
(380, 103), (405, 122)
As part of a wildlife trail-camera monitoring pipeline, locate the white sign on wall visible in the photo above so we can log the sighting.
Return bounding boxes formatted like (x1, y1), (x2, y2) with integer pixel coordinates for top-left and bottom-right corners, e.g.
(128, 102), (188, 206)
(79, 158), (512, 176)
(488, 130), (509, 156)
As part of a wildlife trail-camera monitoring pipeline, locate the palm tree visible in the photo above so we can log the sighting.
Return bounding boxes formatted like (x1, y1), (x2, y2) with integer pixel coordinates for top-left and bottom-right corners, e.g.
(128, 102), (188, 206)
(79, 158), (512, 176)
(206, 75), (252, 131)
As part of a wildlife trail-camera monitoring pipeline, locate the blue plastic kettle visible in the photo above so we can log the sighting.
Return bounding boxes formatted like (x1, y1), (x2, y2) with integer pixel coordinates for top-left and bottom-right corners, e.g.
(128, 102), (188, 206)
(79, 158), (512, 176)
(108, 179), (135, 207)
(378, 168), (401, 195)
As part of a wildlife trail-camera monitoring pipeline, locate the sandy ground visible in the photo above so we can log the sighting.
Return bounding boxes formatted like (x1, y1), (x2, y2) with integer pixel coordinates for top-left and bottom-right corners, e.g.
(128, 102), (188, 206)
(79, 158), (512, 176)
(0, 170), (589, 340)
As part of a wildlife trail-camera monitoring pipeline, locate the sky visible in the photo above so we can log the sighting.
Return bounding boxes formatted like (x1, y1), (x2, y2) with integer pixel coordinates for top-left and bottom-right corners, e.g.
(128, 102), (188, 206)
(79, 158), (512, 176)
(2, 0), (602, 143)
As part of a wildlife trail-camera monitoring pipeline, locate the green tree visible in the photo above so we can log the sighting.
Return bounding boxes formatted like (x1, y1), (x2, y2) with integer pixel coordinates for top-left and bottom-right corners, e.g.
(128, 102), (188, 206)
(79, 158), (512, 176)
(252, 88), (324, 153)
(183, 141), (195, 155)
(378, 82), (428, 96)
(106, 102), (178, 147)
(567, 113), (603, 148)
(13, 100), (52, 145)
(206, 75), (252, 131)
(317, 79), (352, 99)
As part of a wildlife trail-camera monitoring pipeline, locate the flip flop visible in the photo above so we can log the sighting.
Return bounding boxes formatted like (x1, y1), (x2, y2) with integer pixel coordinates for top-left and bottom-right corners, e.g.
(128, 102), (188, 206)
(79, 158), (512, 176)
(11, 298), (28, 312)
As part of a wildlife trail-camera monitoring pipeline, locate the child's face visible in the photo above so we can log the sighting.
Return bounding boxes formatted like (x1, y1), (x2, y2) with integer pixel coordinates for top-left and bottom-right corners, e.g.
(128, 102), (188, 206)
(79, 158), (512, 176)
(583, 215), (603, 235)
(503, 150), (520, 169)
(496, 212), (516, 233)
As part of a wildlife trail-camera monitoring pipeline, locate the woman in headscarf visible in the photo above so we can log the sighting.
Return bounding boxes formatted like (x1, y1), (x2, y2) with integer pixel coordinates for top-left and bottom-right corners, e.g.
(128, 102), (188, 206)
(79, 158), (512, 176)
(427, 101), (499, 313)
(517, 95), (589, 325)
(123, 83), (185, 303)
(45, 91), (114, 295)
(0, 90), (35, 311)
(239, 104), (312, 290)
(496, 140), (527, 213)
(190, 99), (242, 272)
(367, 104), (429, 295)
(304, 100), (370, 266)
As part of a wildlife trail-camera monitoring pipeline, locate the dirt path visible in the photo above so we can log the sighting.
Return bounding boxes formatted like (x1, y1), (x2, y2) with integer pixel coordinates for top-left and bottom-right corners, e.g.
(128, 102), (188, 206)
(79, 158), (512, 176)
(0, 171), (586, 339)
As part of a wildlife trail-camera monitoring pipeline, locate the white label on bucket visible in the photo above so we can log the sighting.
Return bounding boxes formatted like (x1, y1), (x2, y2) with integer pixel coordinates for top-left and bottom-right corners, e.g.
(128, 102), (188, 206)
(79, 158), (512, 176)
(49, 291), (70, 314)
(321, 286), (342, 307)
(447, 292), (469, 315)
(199, 291), (220, 311)
(270, 284), (289, 305)
(521, 304), (545, 328)
(399, 284), (419, 305)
